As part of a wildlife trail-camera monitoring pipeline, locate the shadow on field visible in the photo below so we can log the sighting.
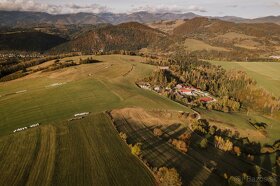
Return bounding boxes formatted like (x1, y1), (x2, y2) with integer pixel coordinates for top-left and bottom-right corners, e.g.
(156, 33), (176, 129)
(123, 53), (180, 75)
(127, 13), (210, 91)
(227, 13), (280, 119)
(114, 118), (223, 185)
(112, 112), (279, 186)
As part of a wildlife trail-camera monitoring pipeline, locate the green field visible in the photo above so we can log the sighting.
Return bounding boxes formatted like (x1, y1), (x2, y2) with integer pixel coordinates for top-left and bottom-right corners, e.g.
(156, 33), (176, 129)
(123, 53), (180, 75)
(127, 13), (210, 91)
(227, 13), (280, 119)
(1, 55), (279, 185)
(0, 55), (190, 137)
(0, 113), (155, 186)
(0, 55), (193, 186)
(209, 61), (280, 97)
(196, 108), (280, 144)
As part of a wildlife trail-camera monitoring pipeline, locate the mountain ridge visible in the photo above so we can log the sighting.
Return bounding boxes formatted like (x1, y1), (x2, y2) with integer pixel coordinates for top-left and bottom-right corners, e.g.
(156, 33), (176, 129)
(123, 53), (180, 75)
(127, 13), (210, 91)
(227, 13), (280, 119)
(0, 10), (279, 27)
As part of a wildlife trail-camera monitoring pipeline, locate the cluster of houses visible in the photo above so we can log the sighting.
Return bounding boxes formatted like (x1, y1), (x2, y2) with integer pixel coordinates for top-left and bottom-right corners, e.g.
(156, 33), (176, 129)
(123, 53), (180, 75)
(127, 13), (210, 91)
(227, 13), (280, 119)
(175, 84), (216, 103)
(13, 123), (40, 133)
(138, 82), (216, 104)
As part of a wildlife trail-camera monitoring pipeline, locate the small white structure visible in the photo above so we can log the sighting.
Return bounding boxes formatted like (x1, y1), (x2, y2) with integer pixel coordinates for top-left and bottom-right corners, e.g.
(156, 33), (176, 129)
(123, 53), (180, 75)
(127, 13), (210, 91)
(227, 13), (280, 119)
(68, 117), (84, 121)
(176, 84), (183, 89)
(159, 66), (169, 70)
(74, 112), (90, 117)
(154, 86), (161, 92)
(46, 82), (66, 88)
(13, 127), (28, 133)
(30, 123), (40, 128)
(16, 90), (27, 94)
(139, 83), (151, 90)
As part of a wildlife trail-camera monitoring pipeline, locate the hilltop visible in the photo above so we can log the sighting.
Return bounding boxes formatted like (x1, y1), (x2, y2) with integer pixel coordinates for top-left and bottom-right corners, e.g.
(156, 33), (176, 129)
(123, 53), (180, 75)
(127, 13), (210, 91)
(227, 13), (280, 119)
(51, 22), (167, 53)
(147, 17), (280, 60)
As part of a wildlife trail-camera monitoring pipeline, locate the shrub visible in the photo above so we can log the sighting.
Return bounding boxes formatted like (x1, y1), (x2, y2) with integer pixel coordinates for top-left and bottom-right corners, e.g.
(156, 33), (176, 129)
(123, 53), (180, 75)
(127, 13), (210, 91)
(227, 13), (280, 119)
(80, 57), (101, 64)
(179, 133), (191, 141)
(214, 136), (233, 152)
(233, 146), (241, 156)
(155, 167), (182, 186)
(253, 165), (261, 177)
(153, 128), (163, 137)
(170, 139), (188, 153)
(200, 138), (208, 149)
(277, 156), (280, 167)
(130, 143), (141, 156)
(119, 132), (127, 142)
(228, 176), (243, 186)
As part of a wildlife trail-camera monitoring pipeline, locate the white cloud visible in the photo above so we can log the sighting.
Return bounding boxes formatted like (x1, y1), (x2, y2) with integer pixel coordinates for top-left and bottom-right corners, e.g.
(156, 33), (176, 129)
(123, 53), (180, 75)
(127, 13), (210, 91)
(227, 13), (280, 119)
(0, 1), (207, 14)
(274, 2), (280, 7)
(131, 4), (207, 13)
(0, 0), (110, 14)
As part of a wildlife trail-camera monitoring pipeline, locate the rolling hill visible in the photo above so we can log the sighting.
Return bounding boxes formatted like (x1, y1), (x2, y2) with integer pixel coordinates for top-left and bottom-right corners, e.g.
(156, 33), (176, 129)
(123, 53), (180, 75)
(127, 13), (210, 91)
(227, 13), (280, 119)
(0, 31), (67, 52)
(147, 17), (280, 58)
(0, 11), (200, 27)
(51, 22), (167, 53)
(173, 17), (280, 37)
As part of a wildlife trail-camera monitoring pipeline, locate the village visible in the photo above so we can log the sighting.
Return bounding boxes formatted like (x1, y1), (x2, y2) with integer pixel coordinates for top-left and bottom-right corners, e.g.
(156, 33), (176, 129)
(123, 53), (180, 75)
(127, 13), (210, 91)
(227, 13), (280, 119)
(138, 82), (217, 105)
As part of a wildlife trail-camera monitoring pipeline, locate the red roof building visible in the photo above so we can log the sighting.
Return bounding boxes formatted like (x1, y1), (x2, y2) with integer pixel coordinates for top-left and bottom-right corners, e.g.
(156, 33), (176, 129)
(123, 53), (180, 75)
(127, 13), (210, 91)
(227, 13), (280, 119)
(199, 97), (214, 103)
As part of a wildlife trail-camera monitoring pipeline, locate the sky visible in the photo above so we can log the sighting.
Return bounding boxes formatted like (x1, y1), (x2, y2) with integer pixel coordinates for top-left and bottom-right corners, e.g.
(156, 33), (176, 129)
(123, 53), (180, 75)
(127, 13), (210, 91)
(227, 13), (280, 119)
(0, 0), (279, 18)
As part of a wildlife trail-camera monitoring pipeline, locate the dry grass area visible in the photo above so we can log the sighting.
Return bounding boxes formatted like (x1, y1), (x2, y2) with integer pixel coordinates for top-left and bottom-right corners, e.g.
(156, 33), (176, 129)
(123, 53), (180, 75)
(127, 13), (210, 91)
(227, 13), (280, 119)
(111, 108), (279, 185)
(234, 39), (261, 50)
(217, 32), (255, 40)
(111, 108), (223, 186)
(207, 119), (267, 142)
(111, 108), (191, 127)
(147, 20), (186, 34)
(184, 39), (229, 52)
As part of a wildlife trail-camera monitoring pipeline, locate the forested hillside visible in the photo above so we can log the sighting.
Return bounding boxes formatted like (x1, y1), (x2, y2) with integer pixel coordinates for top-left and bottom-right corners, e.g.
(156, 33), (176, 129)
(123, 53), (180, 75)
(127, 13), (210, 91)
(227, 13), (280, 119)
(51, 22), (167, 53)
(0, 31), (67, 52)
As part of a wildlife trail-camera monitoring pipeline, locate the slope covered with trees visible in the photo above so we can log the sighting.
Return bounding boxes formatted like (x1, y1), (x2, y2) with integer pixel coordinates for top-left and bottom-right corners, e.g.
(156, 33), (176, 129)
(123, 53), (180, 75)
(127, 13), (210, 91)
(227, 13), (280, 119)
(145, 49), (280, 115)
(0, 32), (67, 52)
(51, 22), (167, 54)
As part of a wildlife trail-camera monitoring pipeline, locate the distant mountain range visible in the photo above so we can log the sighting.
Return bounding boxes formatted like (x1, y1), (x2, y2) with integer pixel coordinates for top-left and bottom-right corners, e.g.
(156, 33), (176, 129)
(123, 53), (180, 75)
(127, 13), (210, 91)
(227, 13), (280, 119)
(0, 10), (279, 27)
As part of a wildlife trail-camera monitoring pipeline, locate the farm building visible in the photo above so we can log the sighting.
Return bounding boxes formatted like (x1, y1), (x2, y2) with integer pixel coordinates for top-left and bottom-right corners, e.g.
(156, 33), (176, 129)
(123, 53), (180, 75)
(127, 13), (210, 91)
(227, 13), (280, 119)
(199, 97), (216, 103)
(154, 86), (161, 92)
(138, 83), (151, 90)
(159, 66), (169, 70)
(178, 88), (195, 96)
(74, 112), (90, 117)
(176, 84), (184, 89)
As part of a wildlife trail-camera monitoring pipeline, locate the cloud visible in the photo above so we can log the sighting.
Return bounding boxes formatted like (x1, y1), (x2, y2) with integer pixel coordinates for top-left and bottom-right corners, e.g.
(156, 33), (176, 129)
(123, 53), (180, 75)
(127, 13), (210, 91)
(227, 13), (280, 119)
(131, 4), (207, 13)
(0, 1), (206, 14)
(227, 5), (238, 8)
(0, 0), (110, 14)
(274, 2), (280, 7)
(64, 4), (110, 14)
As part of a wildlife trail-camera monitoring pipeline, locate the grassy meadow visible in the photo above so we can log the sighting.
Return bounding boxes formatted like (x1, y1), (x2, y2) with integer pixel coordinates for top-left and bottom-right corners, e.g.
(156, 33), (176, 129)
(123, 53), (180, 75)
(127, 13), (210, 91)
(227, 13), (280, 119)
(0, 55), (190, 137)
(0, 113), (155, 186)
